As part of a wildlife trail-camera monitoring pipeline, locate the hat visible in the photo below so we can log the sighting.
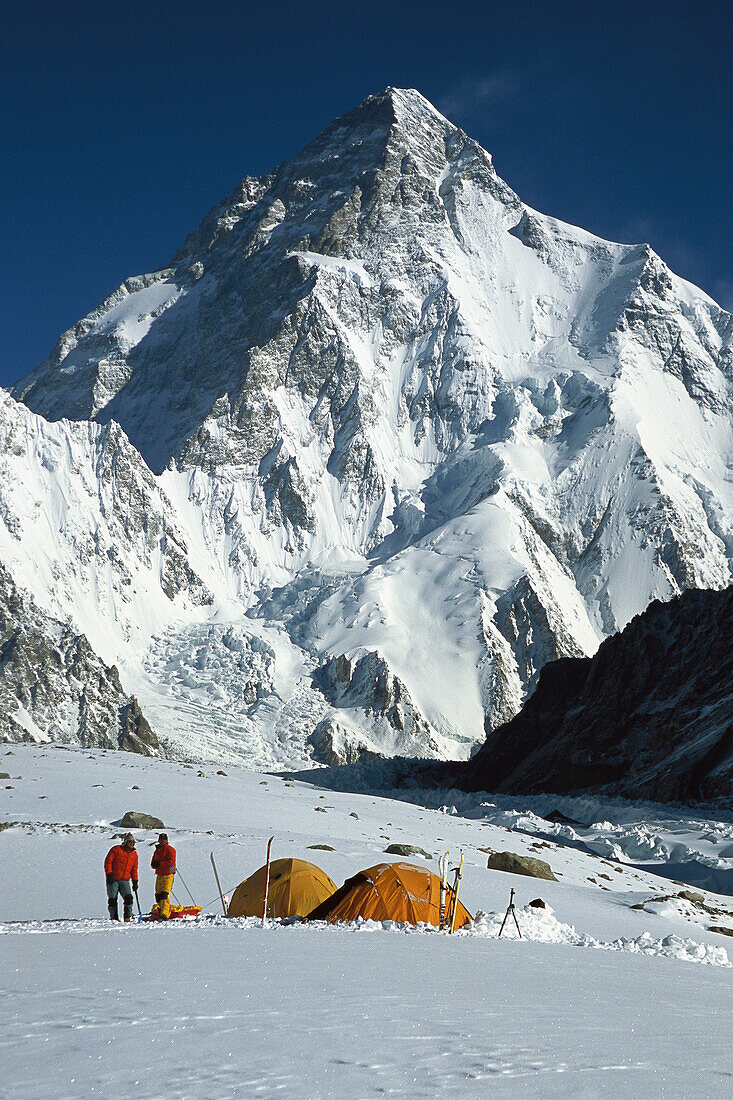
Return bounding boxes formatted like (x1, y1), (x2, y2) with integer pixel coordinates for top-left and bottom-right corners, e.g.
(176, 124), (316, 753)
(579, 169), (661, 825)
(123, 833), (135, 845)
(158, 833), (168, 843)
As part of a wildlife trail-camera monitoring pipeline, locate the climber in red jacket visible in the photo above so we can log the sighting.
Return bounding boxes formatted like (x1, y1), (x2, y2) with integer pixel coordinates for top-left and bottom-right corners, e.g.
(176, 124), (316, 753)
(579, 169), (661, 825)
(151, 833), (176, 919)
(104, 833), (139, 922)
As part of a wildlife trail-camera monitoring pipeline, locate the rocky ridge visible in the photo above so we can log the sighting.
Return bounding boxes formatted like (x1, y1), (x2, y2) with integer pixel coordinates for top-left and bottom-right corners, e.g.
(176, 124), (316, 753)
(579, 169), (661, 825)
(0, 563), (158, 754)
(459, 586), (733, 802)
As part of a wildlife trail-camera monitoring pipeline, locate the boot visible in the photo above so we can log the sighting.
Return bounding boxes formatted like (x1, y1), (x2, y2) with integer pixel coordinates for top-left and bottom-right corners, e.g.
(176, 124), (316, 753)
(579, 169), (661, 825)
(123, 911), (132, 923)
(108, 899), (119, 921)
(156, 890), (171, 920)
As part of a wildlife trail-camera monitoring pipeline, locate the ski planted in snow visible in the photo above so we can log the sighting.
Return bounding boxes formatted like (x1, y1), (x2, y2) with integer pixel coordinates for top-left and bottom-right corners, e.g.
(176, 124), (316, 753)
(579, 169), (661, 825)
(210, 851), (228, 916)
(262, 836), (274, 925)
(438, 851), (449, 930)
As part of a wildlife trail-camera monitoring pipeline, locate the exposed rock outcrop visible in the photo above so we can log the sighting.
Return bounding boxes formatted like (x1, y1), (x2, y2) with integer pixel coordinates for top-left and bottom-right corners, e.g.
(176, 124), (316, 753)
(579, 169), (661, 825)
(460, 587), (733, 803)
(318, 649), (442, 758)
(0, 564), (159, 754)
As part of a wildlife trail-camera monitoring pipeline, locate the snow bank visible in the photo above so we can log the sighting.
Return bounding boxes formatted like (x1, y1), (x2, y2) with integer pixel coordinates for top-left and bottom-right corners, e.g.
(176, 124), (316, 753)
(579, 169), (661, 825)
(471, 904), (730, 966)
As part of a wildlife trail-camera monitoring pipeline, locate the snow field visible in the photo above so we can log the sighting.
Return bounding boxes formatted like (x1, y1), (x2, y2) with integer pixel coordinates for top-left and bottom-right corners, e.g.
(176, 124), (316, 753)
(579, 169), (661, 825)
(2, 746), (732, 1097)
(4, 922), (732, 1100)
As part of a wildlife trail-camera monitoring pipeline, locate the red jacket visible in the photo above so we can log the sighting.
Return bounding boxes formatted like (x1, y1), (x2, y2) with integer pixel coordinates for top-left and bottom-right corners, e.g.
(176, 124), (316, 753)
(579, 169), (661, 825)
(104, 845), (139, 883)
(151, 843), (176, 877)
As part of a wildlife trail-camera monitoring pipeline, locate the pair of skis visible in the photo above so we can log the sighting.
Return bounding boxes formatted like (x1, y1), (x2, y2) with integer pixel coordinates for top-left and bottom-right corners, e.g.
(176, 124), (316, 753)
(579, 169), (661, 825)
(438, 850), (464, 933)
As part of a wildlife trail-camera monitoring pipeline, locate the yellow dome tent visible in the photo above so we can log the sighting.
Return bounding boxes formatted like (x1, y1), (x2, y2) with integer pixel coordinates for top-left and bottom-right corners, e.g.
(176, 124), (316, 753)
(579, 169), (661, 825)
(227, 858), (337, 919)
(307, 861), (472, 928)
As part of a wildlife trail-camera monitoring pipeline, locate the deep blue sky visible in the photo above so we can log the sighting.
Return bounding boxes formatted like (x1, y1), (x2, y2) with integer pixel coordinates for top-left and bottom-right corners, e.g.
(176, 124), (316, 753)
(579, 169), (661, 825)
(2, 0), (731, 387)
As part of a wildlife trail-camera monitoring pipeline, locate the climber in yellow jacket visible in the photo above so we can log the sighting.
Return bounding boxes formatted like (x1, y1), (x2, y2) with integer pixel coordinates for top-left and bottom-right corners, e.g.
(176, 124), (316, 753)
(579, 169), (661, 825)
(151, 833), (176, 919)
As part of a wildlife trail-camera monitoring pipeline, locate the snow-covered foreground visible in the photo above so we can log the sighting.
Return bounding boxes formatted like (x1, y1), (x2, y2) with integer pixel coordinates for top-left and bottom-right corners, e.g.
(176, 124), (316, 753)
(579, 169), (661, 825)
(4, 921), (732, 1099)
(2, 746), (733, 1098)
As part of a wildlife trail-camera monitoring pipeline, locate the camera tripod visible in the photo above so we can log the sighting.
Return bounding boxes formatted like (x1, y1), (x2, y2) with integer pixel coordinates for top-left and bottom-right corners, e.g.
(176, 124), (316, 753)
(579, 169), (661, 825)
(498, 887), (522, 938)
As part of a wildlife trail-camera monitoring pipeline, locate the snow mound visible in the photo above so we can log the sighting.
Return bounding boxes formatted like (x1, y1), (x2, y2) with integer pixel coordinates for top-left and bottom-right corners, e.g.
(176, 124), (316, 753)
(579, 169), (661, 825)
(4, 908), (726, 967)
(471, 904), (730, 966)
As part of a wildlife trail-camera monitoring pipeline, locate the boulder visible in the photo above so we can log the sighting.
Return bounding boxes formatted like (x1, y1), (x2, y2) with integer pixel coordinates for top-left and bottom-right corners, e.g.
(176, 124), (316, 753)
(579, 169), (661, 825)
(385, 843), (432, 860)
(528, 898), (546, 908)
(487, 851), (557, 881)
(678, 890), (705, 906)
(119, 811), (165, 830)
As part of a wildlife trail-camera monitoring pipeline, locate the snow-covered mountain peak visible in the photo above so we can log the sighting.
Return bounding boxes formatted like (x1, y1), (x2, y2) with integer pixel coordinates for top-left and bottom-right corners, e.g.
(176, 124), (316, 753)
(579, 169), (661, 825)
(5, 89), (733, 768)
(287, 84), (493, 181)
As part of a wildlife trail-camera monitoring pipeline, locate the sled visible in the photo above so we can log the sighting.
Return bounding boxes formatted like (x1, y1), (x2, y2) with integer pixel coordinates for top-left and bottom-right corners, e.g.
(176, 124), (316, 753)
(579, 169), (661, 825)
(143, 904), (202, 922)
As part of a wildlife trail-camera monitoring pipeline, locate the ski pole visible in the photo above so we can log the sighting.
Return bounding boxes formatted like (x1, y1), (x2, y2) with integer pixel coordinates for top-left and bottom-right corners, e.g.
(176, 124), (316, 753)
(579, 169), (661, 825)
(134, 885), (143, 923)
(449, 852), (464, 934)
(262, 836), (274, 926)
(210, 852), (228, 916)
(176, 867), (197, 906)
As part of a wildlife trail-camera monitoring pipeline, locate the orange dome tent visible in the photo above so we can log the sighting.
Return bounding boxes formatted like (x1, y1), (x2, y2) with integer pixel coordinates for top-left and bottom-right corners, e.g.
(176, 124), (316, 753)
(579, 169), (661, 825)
(227, 858), (337, 919)
(307, 861), (472, 928)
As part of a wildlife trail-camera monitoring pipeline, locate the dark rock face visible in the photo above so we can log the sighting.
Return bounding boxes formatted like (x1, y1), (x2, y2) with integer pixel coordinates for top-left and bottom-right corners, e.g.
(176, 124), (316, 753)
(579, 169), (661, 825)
(460, 587), (733, 803)
(118, 698), (158, 755)
(0, 564), (159, 755)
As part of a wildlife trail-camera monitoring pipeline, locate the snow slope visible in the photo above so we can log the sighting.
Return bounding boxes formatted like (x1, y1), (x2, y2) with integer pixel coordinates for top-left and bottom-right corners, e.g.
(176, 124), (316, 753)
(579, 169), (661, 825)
(0, 389), (213, 668)
(2, 746), (732, 1098)
(5, 87), (733, 765)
